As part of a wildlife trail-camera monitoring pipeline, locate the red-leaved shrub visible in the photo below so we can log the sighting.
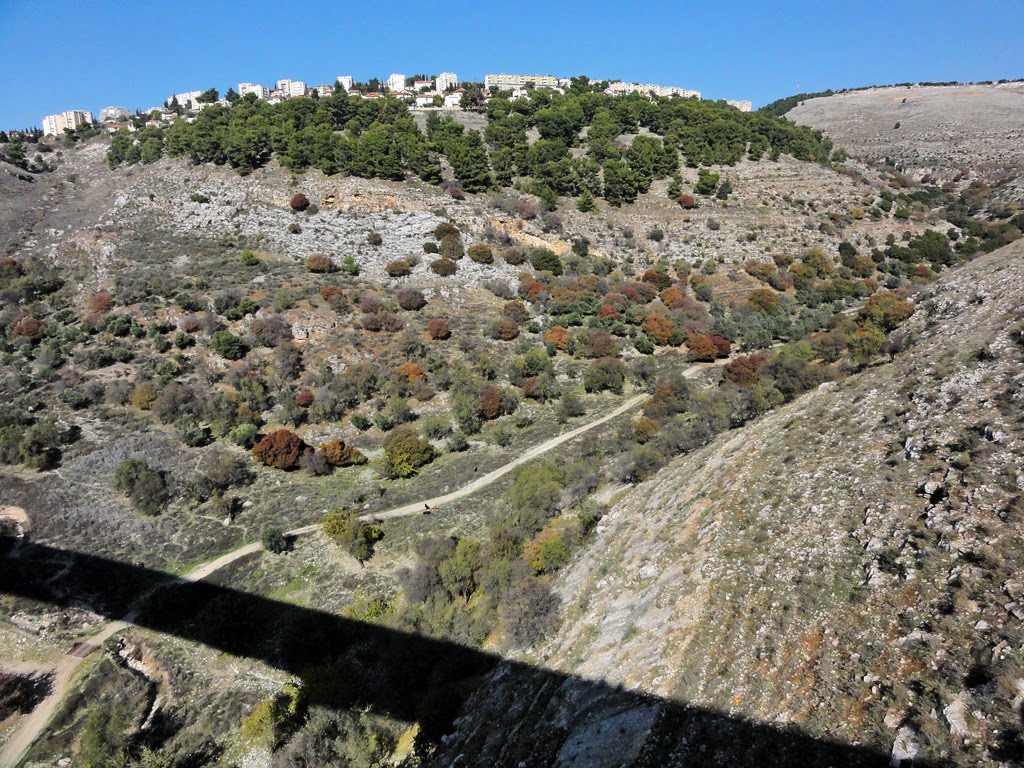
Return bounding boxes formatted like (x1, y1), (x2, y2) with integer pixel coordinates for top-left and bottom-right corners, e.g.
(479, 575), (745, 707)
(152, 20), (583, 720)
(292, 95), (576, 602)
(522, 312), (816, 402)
(252, 429), (307, 470)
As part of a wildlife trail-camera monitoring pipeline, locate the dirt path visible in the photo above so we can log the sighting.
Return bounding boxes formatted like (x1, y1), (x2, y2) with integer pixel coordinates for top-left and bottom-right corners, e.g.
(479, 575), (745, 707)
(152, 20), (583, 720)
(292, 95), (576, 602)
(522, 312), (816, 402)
(0, 366), (719, 766)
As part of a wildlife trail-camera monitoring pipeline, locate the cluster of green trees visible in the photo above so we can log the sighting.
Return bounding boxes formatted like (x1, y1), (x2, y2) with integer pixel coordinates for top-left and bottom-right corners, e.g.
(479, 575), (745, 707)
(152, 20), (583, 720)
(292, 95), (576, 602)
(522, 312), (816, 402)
(480, 87), (833, 205)
(109, 93), (441, 181)
(425, 114), (493, 191)
(396, 458), (580, 648)
(106, 86), (832, 208)
(757, 89), (837, 118)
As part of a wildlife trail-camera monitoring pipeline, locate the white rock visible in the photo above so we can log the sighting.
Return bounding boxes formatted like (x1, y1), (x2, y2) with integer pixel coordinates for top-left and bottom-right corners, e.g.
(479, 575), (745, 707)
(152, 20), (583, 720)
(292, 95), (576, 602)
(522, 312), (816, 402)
(943, 697), (971, 738)
(890, 725), (922, 767)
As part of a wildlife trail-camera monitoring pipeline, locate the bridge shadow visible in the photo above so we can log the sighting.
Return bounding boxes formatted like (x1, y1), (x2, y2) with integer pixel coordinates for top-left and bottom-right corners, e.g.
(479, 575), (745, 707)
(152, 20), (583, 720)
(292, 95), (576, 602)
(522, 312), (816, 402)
(0, 538), (926, 767)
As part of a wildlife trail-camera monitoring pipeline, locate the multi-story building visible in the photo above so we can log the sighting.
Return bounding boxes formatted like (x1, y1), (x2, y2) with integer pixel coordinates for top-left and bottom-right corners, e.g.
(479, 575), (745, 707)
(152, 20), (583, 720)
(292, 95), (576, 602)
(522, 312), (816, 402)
(336, 75), (353, 91)
(605, 81), (700, 99)
(443, 90), (464, 108)
(658, 85), (701, 98)
(169, 91), (204, 110)
(314, 84), (335, 97)
(485, 73), (560, 90)
(276, 79), (308, 98)
(415, 93), (437, 108)
(413, 79), (433, 91)
(435, 72), (458, 92)
(386, 73), (406, 92)
(41, 110), (94, 137)
(725, 99), (753, 112)
(99, 106), (131, 123)
(238, 82), (270, 100)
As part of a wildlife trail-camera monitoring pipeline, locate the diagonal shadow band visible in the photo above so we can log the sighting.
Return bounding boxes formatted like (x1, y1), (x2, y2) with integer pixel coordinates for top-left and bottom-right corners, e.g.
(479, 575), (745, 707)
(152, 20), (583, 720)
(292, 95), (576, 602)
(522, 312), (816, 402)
(0, 538), (927, 767)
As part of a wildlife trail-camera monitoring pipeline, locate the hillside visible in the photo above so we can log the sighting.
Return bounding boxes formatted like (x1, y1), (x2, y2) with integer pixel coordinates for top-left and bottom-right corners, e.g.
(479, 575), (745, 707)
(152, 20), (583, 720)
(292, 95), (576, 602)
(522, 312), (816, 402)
(788, 84), (1024, 197)
(0, 84), (1020, 768)
(434, 237), (1024, 767)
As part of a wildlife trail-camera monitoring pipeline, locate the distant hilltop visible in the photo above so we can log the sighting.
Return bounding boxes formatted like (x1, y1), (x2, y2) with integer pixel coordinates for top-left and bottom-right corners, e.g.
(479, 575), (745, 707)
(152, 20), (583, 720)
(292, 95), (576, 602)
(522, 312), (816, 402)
(37, 70), (754, 135)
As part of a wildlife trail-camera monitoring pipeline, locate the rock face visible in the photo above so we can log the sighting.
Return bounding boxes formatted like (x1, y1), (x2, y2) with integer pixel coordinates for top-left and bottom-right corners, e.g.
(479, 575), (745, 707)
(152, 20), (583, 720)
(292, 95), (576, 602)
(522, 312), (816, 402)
(432, 239), (1024, 766)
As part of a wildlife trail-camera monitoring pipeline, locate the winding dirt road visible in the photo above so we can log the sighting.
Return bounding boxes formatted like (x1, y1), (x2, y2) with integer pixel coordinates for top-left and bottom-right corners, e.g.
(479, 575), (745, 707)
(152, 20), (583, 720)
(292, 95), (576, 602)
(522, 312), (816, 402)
(0, 365), (718, 766)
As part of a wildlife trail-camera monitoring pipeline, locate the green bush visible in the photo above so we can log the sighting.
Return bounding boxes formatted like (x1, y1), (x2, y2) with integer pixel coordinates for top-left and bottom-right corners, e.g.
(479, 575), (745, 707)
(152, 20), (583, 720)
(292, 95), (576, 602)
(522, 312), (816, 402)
(447, 431), (470, 452)
(530, 248), (563, 276)
(381, 426), (437, 478)
(468, 244), (494, 264)
(556, 392), (586, 423)
(340, 255), (360, 275)
(583, 357), (626, 393)
(322, 510), (383, 562)
(210, 330), (247, 360)
(507, 461), (562, 522)
(113, 458), (168, 515)
(385, 259), (412, 277)
(439, 233), (464, 260)
(695, 168), (720, 196)
(430, 258), (458, 276)
(433, 222), (459, 240)
(262, 527), (289, 554)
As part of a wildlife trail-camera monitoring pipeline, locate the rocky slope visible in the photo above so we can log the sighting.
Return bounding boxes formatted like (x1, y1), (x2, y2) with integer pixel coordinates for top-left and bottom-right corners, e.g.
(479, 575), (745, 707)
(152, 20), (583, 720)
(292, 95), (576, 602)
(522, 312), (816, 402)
(22, 133), (924, 293)
(788, 83), (1024, 197)
(434, 238), (1024, 767)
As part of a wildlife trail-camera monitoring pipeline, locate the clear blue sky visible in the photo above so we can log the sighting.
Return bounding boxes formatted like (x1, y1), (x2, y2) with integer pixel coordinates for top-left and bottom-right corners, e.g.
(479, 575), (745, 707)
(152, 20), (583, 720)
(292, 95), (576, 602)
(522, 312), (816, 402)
(1, 0), (1021, 128)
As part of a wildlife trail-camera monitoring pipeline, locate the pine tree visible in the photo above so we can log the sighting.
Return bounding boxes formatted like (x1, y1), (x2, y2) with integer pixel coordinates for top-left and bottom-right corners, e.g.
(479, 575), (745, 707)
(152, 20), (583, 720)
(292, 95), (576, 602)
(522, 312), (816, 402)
(576, 188), (598, 213)
(341, 255), (360, 276)
(602, 159), (637, 206)
(667, 173), (683, 200)
(445, 131), (493, 192)
(536, 185), (558, 211)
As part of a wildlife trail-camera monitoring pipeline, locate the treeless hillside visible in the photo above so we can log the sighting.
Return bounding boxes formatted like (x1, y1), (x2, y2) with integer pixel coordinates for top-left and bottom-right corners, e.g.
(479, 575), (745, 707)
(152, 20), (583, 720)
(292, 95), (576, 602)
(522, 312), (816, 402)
(788, 84), (1024, 195)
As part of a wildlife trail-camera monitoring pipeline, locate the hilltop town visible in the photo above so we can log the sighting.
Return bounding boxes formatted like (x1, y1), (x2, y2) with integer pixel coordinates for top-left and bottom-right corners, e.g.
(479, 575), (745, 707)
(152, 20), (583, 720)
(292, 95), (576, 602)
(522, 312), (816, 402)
(38, 71), (752, 137)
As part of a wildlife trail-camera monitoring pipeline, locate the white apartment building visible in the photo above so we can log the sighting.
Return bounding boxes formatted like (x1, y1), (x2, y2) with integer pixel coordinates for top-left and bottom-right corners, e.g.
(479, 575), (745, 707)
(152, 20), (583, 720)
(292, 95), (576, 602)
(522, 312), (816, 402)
(725, 99), (753, 112)
(443, 91), (463, 108)
(485, 73), (560, 90)
(336, 75), (353, 91)
(314, 84), (335, 97)
(435, 72), (458, 92)
(413, 79), (433, 91)
(657, 85), (701, 98)
(276, 79), (308, 97)
(41, 110), (94, 136)
(386, 73), (406, 92)
(415, 93), (437, 108)
(238, 82), (270, 100)
(605, 81), (700, 99)
(170, 91), (204, 110)
(99, 106), (131, 123)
